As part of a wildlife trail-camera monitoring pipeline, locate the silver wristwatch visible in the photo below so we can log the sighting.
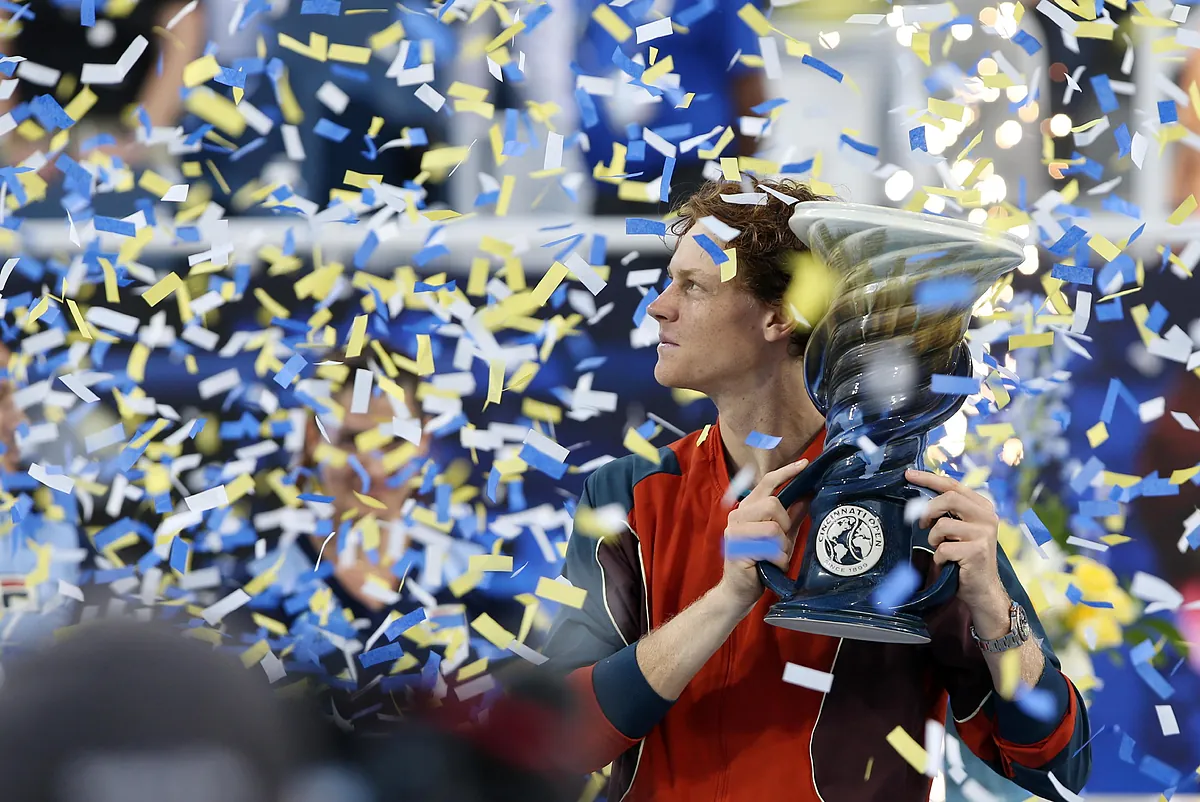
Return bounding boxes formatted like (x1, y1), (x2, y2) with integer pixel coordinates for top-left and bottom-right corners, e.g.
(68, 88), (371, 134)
(970, 600), (1031, 654)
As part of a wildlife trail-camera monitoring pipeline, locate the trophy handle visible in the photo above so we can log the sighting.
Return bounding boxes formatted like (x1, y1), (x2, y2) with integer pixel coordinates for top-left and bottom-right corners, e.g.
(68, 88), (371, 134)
(754, 452), (840, 599)
(894, 485), (961, 613)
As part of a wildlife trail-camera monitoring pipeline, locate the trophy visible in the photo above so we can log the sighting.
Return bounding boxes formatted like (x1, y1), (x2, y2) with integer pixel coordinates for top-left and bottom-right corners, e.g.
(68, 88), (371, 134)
(756, 202), (1025, 644)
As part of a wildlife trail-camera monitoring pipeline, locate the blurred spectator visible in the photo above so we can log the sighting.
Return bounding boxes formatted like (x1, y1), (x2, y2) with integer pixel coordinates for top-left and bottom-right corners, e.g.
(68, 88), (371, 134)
(571, 0), (767, 217)
(0, 0), (204, 205)
(0, 341), (83, 650)
(0, 618), (323, 802)
(1174, 48), (1200, 208)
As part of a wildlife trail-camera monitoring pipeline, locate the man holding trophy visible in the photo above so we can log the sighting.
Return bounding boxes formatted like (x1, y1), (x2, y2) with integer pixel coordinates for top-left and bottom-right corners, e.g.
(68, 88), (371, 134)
(541, 179), (1091, 801)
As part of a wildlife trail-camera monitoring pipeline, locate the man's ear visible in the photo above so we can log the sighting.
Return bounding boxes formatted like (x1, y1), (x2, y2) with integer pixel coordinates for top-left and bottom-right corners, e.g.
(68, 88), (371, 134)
(762, 303), (797, 345)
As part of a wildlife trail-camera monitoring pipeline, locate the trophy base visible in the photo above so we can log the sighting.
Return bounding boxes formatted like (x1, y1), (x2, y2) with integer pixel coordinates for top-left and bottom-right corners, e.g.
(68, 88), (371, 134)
(764, 601), (932, 645)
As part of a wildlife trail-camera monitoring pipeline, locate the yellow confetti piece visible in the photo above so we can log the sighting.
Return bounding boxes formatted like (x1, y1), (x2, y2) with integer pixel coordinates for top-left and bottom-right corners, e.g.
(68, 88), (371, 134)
(1171, 466), (1200, 485)
(997, 649), (1021, 699)
(591, 4), (631, 41)
(737, 2), (772, 35)
(720, 156), (741, 182)
(448, 81), (489, 102)
(224, 472), (255, 505)
(241, 640), (270, 669)
(368, 21), (404, 50)
(521, 397), (562, 424)
(1008, 332), (1054, 349)
(885, 726), (928, 772)
(641, 54), (674, 86)
(350, 492), (387, 511)
(344, 170), (383, 189)
(143, 272), (183, 306)
(496, 174), (516, 216)
(1075, 20), (1115, 39)
(1087, 422), (1109, 447)
(720, 248), (737, 282)
(344, 313), (369, 358)
(279, 31), (327, 60)
(624, 426), (661, 464)
(1101, 534), (1132, 546)
(698, 126), (734, 160)
(183, 54), (221, 88)
(253, 288), (290, 319)
(1169, 195), (1197, 225)
(535, 576), (587, 608)
(184, 88), (247, 137)
(531, 260), (568, 306)
(65, 299), (92, 339)
(126, 343), (150, 383)
(329, 43), (371, 63)
(457, 657), (490, 681)
(421, 145), (470, 173)
(252, 613), (289, 637)
(486, 359), (505, 406)
(469, 554), (513, 573)
(416, 334), (435, 375)
(471, 613), (516, 649)
(1089, 234), (1122, 262)
(63, 86), (97, 122)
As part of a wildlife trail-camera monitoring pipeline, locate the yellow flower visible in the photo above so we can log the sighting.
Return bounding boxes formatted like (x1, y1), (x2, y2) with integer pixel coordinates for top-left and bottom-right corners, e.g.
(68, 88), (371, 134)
(1062, 556), (1142, 651)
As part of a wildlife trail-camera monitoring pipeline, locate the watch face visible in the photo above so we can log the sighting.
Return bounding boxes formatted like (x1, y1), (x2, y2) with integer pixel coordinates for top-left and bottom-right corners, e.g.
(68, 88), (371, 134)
(1015, 605), (1030, 639)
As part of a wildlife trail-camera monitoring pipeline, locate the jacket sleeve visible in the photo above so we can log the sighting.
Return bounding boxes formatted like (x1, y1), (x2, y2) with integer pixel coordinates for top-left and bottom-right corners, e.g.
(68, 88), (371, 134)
(539, 470), (673, 774)
(928, 544), (1092, 801)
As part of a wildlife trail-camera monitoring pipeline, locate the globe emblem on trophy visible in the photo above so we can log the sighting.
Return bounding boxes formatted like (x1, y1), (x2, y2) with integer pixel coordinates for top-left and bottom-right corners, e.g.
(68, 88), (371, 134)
(815, 505), (886, 578)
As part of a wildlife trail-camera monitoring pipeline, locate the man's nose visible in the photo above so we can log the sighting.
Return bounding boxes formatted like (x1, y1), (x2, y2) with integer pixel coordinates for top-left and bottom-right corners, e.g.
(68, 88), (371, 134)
(647, 288), (674, 323)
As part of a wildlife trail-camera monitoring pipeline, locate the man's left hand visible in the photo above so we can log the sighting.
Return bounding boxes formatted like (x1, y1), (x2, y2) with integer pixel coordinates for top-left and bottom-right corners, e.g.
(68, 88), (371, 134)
(906, 468), (1011, 633)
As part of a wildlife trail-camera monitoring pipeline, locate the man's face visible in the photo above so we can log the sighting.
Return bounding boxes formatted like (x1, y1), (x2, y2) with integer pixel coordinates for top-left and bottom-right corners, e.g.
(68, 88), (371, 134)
(310, 389), (425, 521)
(647, 229), (777, 397)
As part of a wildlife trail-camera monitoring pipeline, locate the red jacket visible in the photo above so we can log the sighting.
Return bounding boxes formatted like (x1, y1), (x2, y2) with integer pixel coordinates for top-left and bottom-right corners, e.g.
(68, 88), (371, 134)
(542, 421), (1090, 801)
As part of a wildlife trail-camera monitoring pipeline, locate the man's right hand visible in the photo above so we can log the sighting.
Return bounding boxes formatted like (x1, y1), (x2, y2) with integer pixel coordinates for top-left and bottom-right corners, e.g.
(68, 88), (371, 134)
(717, 459), (810, 618)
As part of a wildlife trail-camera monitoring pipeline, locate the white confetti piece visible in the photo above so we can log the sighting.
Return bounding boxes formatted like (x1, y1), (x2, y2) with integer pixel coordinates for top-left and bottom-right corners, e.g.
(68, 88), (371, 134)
(1131, 571), (1184, 613)
(1131, 132), (1148, 169)
(1156, 704), (1180, 736)
(201, 588), (251, 626)
(415, 83), (446, 112)
(1171, 410), (1200, 432)
(1137, 397), (1165, 423)
(281, 124), (305, 161)
(161, 184), (189, 203)
(697, 215), (741, 243)
(759, 36), (782, 80)
(508, 640), (549, 665)
(84, 423), (126, 454)
(782, 662), (834, 693)
(1173, 3), (1190, 22)
(198, 368), (241, 400)
(29, 463), (73, 494)
(564, 253), (607, 295)
(643, 127), (677, 159)
(721, 192), (768, 205)
(635, 16), (673, 42)
(185, 485), (229, 513)
(924, 718), (944, 777)
(454, 673), (497, 701)
(81, 35), (148, 84)
(317, 80), (349, 114)
(165, 0), (198, 29)
(351, 368), (373, 414)
(0, 257), (17, 291)
(1047, 774), (1084, 802)
(1065, 536), (1108, 552)
(524, 428), (569, 463)
(57, 579), (84, 602)
(261, 650), (287, 684)
(544, 131), (564, 170)
(85, 306), (139, 336)
(16, 60), (60, 87)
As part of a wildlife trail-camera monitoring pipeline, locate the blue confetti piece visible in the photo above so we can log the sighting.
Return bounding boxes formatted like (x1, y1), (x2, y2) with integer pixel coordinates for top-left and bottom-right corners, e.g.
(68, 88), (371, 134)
(908, 126), (927, 152)
(1118, 732), (1136, 763)
(839, 134), (879, 157)
(575, 87), (598, 128)
(694, 234), (728, 265)
(1158, 100), (1178, 125)
(1145, 302), (1168, 334)
(346, 453), (370, 495)
(1048, 226), (1087, 256)
(1012, 29), (1042, 55)
(359, 642), (405, 668)
(314, 118), (350, 142)
(518, 443), (568, 480)
(632, 287), (658, 328)
(169, 536), (191, 574)
(386, 608), (427, 641)
(1021, 509), (1053, 546)
(872, 563), (920, 610)
(273, 354), (307, 388)
(1139, 756), (1181, 788)
(1090, 74), (1118, 114)
(1095, 298), (1123, 322)
(801, 54), (843, 82)
(1101, 193), (1139, 219)
(1099, 377), (1138, 425)
(81, 0), (94, 25)
(931, 374), (981, 396)
(626, 217), (666, 235)
(674, 0), (714, 26)
(29, 95), (74, 131)
(724, 536), (782, 560)
(298, 493), (335, 503)
(93, 216), (136, 237)
(1131, 640), (1175, 700)
(1050, 263), (1093, 284)
(780, 158), (814, 175)
(745, 431), (781, 449)
(660, 156), (675, 203)
(635, 419), (658, 441)
(190, 418), (207, 439)
(300, 0), (340, 12)
(915, 276), (974, 308)
(1014, 687), (1057, 721)
(1113, 122), (1132, 160)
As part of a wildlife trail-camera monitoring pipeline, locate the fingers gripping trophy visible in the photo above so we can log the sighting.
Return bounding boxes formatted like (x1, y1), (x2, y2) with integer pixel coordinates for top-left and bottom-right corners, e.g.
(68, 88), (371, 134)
(756, 203), (1026, 644)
